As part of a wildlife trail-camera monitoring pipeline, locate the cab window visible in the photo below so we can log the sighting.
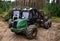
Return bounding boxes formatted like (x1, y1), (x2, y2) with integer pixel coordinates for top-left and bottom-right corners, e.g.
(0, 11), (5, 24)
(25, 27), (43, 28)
(13, 11), (20, 16)
(22, 12), (29, 19)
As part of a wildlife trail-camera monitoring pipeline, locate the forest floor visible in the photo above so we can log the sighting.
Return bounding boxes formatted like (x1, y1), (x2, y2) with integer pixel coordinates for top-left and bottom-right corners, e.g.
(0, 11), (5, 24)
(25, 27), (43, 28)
(0, 20), (60, 41)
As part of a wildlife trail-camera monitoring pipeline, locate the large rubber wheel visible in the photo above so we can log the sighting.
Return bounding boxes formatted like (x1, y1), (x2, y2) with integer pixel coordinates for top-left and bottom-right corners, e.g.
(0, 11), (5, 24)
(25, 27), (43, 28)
(44, 20), (52, 29)
(8, 19), (12, 28)
(26, 25), (37, 39)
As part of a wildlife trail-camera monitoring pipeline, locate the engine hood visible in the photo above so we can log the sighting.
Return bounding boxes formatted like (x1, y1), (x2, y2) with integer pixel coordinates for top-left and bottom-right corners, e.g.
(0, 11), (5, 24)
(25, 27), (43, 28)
(17, 19), (27, 28)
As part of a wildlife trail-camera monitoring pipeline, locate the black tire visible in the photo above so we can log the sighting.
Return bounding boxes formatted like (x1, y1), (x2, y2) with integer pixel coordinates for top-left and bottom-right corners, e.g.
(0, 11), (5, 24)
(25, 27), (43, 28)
(44, 20), (52, 29)
(48, 20), (52, 27)
(9, 23), (12, 28)
(8, 19), (12, 28)
(26, 25), (37, 39)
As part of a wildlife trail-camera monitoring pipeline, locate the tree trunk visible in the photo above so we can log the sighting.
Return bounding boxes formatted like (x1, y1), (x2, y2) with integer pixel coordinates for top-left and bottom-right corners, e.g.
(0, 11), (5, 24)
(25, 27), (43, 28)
(56, 0), (60, 6)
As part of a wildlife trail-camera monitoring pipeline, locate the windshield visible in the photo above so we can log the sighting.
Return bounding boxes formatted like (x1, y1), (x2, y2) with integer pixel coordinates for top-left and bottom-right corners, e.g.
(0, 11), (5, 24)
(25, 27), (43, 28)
(22, 12), (29, 19)
(13, 11), (20, 16)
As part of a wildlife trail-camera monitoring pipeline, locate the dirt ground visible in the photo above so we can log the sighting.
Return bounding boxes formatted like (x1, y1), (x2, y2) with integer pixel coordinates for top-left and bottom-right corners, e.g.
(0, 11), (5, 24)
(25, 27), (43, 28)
(0, 20), (60, 41)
